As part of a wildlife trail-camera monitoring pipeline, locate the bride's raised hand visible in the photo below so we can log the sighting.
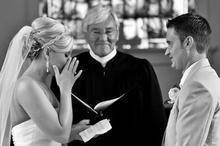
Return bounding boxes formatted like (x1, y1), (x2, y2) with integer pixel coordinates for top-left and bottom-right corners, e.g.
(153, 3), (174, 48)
(53, 57), (82, 94)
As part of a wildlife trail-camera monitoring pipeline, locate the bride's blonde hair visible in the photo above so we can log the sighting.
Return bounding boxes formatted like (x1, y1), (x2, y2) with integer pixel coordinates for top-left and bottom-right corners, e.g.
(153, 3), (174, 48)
(26, 17), (73, 60)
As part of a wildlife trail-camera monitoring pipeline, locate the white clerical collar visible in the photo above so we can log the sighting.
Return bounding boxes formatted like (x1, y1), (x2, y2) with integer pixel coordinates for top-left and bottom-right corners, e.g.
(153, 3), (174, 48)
(89, 47), (117, 67)
(179, 58), (207, 87)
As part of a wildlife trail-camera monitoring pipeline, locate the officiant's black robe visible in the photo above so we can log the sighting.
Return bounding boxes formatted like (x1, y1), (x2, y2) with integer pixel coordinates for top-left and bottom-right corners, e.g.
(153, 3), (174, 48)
(51, 51), (167, 146)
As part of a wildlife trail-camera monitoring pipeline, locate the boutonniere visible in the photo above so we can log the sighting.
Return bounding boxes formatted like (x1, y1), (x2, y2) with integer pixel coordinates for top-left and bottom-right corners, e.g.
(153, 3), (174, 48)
(168, 85), (181, 104)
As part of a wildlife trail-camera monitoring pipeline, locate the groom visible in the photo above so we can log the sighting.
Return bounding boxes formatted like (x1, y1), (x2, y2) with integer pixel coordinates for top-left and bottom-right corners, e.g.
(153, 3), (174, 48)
(163, 13), (220, 145)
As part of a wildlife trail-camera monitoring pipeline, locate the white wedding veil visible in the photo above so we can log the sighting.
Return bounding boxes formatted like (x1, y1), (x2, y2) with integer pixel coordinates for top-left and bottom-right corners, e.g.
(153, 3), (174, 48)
(0, 26), (33, 146)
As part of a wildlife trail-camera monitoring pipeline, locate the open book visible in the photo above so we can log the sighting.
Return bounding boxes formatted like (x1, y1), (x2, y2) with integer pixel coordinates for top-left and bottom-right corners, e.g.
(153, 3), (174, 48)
(71, 93), (126, 115)
(71, 93), (126, 143)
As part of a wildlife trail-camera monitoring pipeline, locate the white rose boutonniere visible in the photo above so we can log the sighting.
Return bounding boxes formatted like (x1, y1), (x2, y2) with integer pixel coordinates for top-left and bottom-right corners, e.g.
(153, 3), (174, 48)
(168, 85), (180, 104)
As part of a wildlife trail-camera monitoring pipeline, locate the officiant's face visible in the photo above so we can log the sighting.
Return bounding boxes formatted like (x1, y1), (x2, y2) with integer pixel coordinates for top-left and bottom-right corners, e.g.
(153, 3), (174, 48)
(85, 15), (119, 57)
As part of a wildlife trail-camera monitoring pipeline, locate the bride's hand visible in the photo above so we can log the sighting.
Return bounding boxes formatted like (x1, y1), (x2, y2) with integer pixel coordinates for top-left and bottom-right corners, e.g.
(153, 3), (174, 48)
(68, 120), (90, 142)
(53, 57), (82, 94)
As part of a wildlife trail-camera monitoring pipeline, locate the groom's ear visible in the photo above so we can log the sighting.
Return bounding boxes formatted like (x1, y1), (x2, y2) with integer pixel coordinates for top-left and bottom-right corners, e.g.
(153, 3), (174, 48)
(183, 36), (194, 54)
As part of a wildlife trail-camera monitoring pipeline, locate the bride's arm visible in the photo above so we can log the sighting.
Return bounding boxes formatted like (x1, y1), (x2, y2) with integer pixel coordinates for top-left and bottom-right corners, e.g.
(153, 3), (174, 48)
(15, 58), (82, 143)
(15, 79), (71, 143)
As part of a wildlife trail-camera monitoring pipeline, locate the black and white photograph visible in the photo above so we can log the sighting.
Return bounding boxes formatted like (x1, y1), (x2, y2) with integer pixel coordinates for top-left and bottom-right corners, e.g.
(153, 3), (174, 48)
(1, 0), (220, 146)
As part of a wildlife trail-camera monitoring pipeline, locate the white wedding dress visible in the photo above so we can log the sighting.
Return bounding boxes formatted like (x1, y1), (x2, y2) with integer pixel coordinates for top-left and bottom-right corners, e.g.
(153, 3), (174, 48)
(11, 120), (61, 146)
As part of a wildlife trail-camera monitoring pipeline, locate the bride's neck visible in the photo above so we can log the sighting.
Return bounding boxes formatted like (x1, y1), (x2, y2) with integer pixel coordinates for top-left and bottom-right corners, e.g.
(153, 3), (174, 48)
(22, 60), (50, 84)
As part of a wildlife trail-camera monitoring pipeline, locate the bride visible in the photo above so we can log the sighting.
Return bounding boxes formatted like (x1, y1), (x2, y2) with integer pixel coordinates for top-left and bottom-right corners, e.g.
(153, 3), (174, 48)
(0, 17), (89, 146)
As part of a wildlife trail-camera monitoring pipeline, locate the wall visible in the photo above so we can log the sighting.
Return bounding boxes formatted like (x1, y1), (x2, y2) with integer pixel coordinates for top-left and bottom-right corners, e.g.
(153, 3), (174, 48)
(0, 0), (38, 67)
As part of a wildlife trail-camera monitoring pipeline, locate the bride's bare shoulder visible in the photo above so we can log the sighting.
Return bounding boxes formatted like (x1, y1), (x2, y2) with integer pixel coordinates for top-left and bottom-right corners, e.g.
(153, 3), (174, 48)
(16, 76), (35, 88)
(15, 76), (40, 97)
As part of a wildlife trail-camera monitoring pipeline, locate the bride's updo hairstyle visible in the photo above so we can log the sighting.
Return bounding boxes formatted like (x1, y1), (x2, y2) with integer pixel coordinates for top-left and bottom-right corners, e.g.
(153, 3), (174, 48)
(27, 17), (73, 60)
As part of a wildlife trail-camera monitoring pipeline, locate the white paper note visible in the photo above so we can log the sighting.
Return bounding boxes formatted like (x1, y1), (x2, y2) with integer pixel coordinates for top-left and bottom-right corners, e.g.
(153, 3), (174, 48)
(79, 119), (112, 143)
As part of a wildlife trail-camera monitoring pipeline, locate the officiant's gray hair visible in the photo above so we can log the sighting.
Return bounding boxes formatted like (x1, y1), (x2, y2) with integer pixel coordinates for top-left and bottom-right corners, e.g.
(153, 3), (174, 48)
(82, 4), (120, 33)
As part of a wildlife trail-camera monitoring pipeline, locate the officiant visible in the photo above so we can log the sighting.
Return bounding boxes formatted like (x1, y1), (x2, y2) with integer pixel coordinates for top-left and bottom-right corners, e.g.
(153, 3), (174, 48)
(51, 4), (166, 146)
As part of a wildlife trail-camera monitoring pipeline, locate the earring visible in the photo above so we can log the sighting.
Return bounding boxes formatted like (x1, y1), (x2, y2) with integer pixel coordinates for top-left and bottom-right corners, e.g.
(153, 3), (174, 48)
(46, 55), (49, 72)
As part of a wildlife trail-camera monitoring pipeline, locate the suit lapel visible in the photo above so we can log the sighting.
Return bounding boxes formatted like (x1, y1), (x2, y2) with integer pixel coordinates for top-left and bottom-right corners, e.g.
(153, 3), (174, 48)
(164, 94), (180, 146)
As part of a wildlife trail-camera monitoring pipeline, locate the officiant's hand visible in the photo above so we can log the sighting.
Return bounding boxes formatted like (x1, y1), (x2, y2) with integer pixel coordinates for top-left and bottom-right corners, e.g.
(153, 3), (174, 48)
(68, 119), (90, 142)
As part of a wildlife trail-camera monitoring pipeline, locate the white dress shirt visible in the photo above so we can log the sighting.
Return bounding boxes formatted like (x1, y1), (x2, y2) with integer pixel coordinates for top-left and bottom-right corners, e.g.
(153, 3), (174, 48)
(89, 47), (117, 67)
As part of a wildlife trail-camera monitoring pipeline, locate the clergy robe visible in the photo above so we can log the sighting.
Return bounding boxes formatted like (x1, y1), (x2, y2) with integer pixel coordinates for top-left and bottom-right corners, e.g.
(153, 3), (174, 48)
(51, 51), (167, 146)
